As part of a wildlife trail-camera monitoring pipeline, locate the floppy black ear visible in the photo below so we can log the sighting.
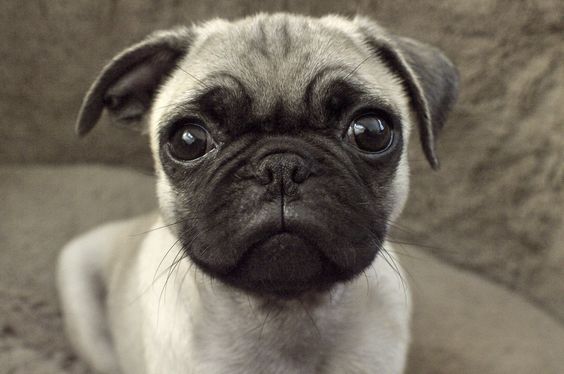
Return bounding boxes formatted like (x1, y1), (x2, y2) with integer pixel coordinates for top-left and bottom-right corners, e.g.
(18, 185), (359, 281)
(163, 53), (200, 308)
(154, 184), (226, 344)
(356, 19), (459, 169)
(76, 28), (194, 136)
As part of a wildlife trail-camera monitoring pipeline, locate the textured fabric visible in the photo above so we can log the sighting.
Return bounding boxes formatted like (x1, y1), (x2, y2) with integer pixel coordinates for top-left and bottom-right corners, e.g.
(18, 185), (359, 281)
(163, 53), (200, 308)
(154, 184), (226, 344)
(1, 165), (563, 373)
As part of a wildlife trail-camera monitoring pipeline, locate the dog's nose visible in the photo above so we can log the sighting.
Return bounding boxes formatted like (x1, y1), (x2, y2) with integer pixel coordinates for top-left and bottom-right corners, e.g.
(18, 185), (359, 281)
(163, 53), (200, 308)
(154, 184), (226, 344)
(255, 153), (311, 196)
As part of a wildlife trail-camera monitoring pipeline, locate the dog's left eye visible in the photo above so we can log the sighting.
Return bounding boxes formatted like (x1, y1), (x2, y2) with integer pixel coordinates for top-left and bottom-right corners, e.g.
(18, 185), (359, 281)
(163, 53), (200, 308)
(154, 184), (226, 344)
(346, 114), (394, 153)
(168, 124), (215, 161)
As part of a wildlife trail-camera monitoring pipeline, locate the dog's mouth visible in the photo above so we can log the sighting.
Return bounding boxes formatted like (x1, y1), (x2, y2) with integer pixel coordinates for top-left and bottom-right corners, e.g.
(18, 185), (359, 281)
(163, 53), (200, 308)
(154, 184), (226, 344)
(188, 227), (368, 298)
(225, 232), (328, 297)
(233, 233), (322, 282)
(178, 174), (384, 298)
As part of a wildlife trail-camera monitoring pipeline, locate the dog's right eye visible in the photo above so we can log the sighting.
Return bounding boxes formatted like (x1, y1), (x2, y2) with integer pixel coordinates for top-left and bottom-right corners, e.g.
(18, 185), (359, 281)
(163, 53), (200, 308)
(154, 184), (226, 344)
(345, 113), (394, 154)
(168, 124), (215, 161)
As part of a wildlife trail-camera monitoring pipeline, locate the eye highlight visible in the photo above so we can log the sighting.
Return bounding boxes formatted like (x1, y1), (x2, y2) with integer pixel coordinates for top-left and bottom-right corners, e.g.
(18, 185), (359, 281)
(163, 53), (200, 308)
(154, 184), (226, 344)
(345, 114), (394, 153)
(167, 123), (215, 161)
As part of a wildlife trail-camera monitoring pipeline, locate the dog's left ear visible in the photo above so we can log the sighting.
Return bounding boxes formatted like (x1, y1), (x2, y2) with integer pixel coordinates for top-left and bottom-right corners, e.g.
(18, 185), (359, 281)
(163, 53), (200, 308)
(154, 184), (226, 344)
(355, 18), (460, 169)
(76, 27), (194, 136)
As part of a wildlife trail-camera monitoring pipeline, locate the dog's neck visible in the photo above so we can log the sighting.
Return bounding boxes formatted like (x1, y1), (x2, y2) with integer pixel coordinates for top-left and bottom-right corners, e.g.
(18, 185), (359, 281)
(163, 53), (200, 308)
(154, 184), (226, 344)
(139, 218), (365, 373)
(182, 263), (354, 372)
(126, 215), (410, 373)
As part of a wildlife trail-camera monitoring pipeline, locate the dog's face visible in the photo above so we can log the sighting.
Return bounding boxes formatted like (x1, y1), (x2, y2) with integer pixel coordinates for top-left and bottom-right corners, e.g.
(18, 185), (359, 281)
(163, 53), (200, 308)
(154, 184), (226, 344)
(76, 14), (458, 297)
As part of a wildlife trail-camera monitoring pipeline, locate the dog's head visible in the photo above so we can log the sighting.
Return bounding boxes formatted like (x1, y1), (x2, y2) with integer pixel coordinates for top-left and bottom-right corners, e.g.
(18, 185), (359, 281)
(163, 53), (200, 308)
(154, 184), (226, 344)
(76, 14), (458, 297)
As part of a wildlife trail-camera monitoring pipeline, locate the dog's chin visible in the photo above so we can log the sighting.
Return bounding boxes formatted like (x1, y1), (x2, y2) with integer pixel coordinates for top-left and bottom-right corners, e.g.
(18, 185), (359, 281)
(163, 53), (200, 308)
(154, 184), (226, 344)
(190, 232), (365, 299)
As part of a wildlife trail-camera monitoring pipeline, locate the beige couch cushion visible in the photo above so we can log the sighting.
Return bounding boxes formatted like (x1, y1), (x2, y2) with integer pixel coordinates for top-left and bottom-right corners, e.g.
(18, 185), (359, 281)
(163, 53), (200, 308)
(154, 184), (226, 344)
(403, 249), (564, 373)
(1, 165), (562, 373)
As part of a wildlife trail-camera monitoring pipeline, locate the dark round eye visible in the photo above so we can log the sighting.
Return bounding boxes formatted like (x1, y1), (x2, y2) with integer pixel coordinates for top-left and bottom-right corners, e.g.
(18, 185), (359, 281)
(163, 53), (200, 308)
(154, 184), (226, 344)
(168, 124), (214, 161)
(346, 114), (394, 153)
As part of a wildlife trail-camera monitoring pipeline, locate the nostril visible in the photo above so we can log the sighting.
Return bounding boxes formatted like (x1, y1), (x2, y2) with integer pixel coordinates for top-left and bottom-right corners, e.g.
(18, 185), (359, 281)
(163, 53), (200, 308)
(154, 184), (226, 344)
(257, 167), (273, 185)
(265, 169), (273, 185)
(254, 152), (313, 191)
(291, 164), (310, 184)
(285, 180), (298, 196)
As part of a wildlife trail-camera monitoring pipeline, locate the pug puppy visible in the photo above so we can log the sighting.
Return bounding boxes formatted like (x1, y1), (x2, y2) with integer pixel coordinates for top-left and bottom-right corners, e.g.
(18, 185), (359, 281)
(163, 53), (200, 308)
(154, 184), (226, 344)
(57, 13), (458, 374)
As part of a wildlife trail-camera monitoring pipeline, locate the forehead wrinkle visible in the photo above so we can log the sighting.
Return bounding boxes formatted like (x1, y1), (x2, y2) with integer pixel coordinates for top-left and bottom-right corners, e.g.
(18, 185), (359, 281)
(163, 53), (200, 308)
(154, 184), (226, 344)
(303, 65), (353, 108)
(202, 35), (353, 107)
(305, 65), (402, 118)
(159, 16), (408, 132)
(158, 70), (250, 119)
(158, 68), (402, 134)
(154, 89), (197, 128)
(184, 19), (376, 118)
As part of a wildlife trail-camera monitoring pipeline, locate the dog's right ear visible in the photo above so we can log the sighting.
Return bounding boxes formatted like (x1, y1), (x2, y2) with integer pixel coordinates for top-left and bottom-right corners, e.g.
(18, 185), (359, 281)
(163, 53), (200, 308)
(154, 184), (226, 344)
(353, 17), (459, 170)
(76, 28), (194, 136)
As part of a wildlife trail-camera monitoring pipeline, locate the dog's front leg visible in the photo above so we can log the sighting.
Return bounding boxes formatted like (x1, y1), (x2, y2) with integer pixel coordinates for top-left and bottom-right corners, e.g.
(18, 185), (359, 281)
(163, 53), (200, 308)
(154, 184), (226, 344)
(57, 223), (125, 374)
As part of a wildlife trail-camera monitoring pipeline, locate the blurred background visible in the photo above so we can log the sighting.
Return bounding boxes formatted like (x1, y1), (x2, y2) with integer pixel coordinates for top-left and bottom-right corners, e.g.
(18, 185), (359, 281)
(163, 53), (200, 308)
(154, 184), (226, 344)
(0, 0), (562, 373)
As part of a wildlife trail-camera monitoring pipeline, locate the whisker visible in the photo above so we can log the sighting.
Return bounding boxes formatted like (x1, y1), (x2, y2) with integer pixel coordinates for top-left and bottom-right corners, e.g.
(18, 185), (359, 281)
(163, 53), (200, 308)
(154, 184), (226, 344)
(343, 56), (371, 80)
(176, 257), (195, 299)
(386, 238), (444, 252)
(176, 65), (209, 89)
(258, 305), (274, 341)
(158, 245), (185, 309)
(362, 269), (370, 299)
(388, 241), (423, 295)
(130, 213), (225, 237)
(131, 218), (191, 237)
(298, 299), (320, 338)
(380, 247), (428, 261)
(378, 246), (409, 302)
(152, 238), (181, 283)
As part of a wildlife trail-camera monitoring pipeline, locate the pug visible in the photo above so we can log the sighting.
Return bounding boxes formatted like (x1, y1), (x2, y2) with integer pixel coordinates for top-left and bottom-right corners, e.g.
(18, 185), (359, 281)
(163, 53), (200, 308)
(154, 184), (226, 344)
(57, 13), (458, 374)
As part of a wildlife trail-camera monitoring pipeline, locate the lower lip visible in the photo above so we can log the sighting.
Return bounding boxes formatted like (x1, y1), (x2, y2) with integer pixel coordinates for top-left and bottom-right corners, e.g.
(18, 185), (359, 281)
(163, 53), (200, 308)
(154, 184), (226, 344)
(234, 232), (323, 283)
